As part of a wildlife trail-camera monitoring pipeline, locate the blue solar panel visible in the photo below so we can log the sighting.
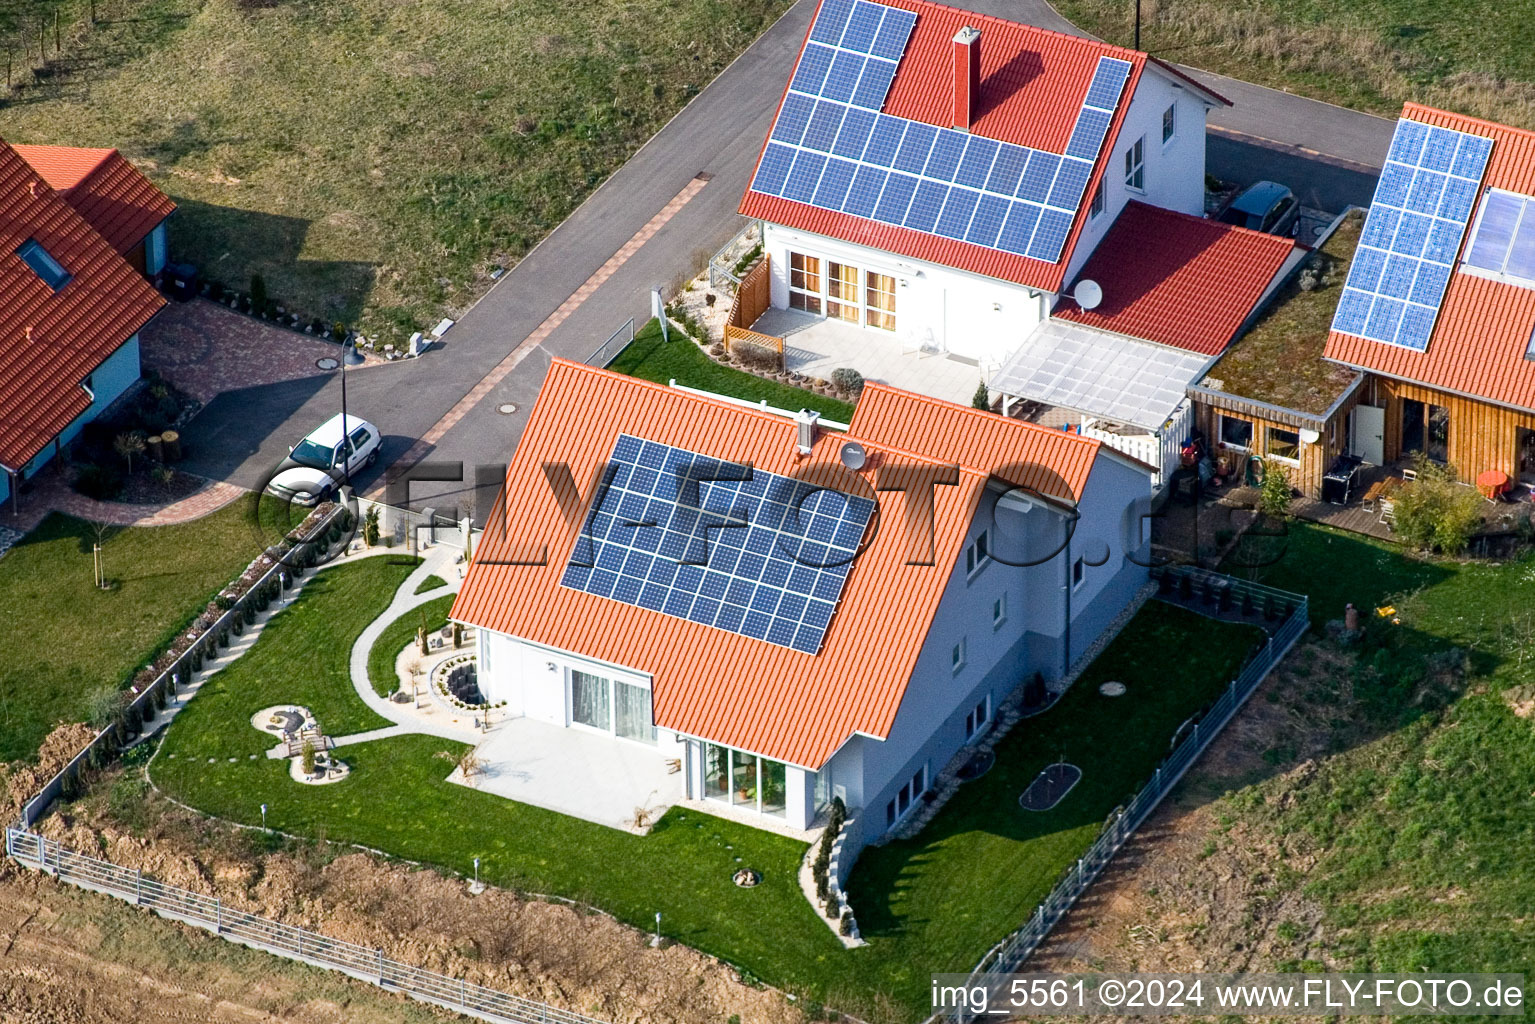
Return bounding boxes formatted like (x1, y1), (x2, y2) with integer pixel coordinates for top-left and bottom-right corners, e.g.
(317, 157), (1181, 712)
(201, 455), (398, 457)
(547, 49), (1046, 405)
(813, 157), (858, 209)
(870, 6), (916, 59)
(934, 187), (980, 240)
(832, 106), (876, 158)
(810, 0), (855, 43)
(840, 1), (883, 50)
(1027, 208), (1073, 262)
(851, 60), (898, 109)
(893, 121), (937, 173)
(904, 179), (949, 233)
(954, 136), (999, 189)
(1330, 116), (1494, 351)
(1083, 56), (1132, 110)
(561, 438), (875, 654)
(923, 132), (967, 181)
(751, 1), (1136, 265)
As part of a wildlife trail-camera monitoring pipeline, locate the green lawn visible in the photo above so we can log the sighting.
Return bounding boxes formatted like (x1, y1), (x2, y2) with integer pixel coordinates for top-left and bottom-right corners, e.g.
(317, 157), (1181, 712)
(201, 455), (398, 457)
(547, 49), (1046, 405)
(611, 319), (857, 424)
(842, 601), (1265, 1012)
(150, 556), (1269, 1019)
(0, 0), (790, 339)
(1214, 522), (1535, 981)
(0, 495), (287, 762)
(366, 594), (456, 697)
(1054, 0), (1535, 127)
(153, 555), (413, 763)
(412, 574), (448, 595)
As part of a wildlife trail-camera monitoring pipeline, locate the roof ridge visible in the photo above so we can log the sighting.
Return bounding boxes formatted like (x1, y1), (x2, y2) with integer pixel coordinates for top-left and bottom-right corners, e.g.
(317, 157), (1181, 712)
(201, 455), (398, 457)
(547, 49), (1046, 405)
(9, 141), (116, 191)
(885, 0), (1146, 64)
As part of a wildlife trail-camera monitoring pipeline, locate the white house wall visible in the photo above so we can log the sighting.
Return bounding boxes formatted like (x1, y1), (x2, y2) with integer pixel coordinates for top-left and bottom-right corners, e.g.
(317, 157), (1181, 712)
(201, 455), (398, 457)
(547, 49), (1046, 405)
(761, 223), (1048, 370)
(1063, 67), (1211, 286)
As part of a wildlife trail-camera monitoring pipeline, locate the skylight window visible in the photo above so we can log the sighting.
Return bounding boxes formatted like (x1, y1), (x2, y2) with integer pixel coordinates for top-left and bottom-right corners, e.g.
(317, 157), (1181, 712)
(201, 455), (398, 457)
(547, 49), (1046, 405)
(16, 239), (70, 291)
(1463, 189), (1535, 287)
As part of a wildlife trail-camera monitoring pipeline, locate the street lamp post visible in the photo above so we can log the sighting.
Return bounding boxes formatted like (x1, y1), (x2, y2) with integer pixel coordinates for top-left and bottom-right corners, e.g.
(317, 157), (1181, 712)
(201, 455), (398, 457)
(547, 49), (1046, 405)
(1134, 0), (1142, 50)
(338, 339), (365, 490)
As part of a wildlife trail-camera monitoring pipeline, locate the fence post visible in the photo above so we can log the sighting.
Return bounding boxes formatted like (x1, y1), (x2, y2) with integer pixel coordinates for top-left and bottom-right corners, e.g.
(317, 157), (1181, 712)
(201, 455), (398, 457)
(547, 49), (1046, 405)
(134, 868), (142, 905)
(297, 926), (303, 958)
(215, 897), (222, 935)
(461, 977), (467, 1007)
(378, 948), (385, 984)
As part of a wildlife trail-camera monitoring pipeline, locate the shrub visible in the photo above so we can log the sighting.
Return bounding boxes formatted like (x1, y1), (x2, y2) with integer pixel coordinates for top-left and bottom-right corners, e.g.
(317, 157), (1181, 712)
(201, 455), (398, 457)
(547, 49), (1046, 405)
(972, 379), (990, 410)
(1391, 460), (1484, 554)
(839, 910), (854, 936)
(732, 340), (781, 372)
(1257, 458), (1293, 518)
(364, 506), (381, 547)
(74, 463), (124, 500)
(301, 740), (317, 776)
(829, 367), (864, 398)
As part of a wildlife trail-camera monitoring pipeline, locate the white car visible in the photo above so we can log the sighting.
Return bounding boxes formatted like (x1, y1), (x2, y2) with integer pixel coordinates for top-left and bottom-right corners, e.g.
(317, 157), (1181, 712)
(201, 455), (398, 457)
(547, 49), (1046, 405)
(266, 413), (381, 506)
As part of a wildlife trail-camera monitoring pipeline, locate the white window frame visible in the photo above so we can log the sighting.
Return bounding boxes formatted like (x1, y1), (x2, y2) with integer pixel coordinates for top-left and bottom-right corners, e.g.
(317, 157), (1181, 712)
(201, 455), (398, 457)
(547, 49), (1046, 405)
(964, 529), (990, 578)
(1460, 188), (1535, 289)
(1072, 556), (1086, 591)
(951, 637), (967, 674)
(1124, 136), (1145, 193)
(1218, 413), (1253, 452)
(1162, 103), (1176, 146)
(1266, 425), (1302, 466)
(1089, 180), (1105, 220)
(789, 250), (901, 334)
(965, 695), (991, 739)
(992, 592), (1007, 628)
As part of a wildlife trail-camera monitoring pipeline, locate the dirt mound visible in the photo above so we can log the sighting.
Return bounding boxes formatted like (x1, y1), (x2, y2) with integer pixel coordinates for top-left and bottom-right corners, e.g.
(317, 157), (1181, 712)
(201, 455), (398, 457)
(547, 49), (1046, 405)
(1, 723), (97, 821)
(32, 785), (803, 1024)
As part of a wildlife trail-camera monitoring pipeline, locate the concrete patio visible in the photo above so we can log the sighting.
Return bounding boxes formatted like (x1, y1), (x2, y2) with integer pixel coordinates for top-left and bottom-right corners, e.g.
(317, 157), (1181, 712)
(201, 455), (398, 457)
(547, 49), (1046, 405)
(456, 717), (684, 833)
(751, 307), (981, 407)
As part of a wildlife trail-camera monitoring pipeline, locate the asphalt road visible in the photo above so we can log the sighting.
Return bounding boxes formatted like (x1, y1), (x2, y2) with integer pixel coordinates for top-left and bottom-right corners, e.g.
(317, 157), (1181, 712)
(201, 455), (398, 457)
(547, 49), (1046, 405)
(184, 0), (1395, 523)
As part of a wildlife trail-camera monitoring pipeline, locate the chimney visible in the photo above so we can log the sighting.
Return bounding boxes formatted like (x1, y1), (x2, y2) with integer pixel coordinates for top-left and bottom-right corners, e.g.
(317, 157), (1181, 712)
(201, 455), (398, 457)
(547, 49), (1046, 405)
(952, 26), (981, 130)
(795, 408), (821, 455)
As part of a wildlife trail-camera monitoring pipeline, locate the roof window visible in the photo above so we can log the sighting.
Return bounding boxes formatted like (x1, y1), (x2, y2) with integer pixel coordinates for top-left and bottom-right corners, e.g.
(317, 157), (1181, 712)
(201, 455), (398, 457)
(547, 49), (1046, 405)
(17, 239), (70, 291)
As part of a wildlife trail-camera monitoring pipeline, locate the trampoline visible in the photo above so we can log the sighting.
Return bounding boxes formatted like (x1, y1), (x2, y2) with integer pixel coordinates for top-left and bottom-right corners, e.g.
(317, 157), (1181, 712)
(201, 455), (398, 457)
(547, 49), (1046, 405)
(1018, 763), (1081, 811)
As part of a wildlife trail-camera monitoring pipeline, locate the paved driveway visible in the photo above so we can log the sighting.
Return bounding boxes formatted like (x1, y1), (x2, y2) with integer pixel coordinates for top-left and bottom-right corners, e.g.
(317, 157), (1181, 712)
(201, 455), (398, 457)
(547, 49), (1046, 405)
(176, 0), (1392, 523)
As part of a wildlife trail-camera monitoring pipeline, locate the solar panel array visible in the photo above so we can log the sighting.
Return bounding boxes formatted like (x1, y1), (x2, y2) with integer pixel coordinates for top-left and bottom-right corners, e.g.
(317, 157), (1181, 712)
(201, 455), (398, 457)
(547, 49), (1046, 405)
(1463, 189), (1535, 285)
(750, 0), (1132, 264)
(1330, 118), (1494, 352)
(560, 435), (877, 655)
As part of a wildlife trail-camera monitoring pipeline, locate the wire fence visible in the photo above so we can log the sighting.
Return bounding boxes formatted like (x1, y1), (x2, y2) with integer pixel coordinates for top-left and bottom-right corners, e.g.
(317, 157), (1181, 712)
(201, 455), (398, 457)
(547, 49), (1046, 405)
(585, 317), (636, 368)
(942, 571), (1309, 1023)
(4, 828), (608, 1024)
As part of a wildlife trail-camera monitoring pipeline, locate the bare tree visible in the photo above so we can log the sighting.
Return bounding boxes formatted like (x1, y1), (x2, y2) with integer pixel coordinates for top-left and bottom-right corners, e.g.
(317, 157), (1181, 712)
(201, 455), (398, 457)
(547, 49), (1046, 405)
(113, 432), (145, 475)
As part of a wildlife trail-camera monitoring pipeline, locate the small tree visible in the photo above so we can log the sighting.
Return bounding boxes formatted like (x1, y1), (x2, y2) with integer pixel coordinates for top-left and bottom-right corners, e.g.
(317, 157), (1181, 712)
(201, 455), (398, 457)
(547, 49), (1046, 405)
(1257, 458), (1292, 518)
(972, 379), (990, 411)
(301, 739), (317, 776)
(363, 505), (381, 547)
(113, 432), (146, 475)
(418, 609), (429, 656)
(1392, 460), (1484, 554)
(829, 367), (864, 399)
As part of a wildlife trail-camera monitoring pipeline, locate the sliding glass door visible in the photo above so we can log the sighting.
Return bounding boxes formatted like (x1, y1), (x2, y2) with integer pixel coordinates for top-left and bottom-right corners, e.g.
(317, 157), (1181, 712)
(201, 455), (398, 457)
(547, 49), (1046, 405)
(570, 670), (654, 744)
(703, 742), (788, 819)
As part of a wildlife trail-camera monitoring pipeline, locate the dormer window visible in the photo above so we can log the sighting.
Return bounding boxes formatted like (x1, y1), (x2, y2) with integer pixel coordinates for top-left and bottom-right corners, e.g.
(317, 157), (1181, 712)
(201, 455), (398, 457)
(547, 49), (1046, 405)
(17, 239), (70, 291)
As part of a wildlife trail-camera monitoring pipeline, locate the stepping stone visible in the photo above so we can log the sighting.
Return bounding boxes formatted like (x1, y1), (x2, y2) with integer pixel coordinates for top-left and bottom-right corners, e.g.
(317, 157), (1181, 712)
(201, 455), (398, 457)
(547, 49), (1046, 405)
(228, 757), (238, 763)
(208, 758), (216, 764)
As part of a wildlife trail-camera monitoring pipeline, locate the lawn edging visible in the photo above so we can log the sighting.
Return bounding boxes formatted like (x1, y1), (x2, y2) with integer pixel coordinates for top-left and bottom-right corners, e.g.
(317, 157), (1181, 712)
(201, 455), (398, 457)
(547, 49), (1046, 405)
(937, 567), (1310, 1023)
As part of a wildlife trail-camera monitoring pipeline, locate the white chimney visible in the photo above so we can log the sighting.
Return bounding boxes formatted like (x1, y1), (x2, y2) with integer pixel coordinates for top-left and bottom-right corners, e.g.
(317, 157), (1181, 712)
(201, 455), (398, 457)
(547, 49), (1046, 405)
(795, 409), (821, 455)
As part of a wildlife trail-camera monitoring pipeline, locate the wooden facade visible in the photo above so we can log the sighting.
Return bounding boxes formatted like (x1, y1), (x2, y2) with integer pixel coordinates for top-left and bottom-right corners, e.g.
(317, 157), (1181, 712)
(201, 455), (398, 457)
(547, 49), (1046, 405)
(1189, 382), (1364, 499)
(1374, 376), (1535, 485)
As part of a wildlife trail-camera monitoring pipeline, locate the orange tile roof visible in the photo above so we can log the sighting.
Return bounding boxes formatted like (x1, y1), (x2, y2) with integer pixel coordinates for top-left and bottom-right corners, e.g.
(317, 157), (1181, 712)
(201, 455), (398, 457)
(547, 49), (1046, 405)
(739, 0), (1228, 294)
(849, 380), (1106, 501)
(1052, 201), (1297, 355)
(451, 361), (1122, 768)
(1325, 104), (1535, 412)
(0, 141), (166, 469)
(14, 145), (175, 255)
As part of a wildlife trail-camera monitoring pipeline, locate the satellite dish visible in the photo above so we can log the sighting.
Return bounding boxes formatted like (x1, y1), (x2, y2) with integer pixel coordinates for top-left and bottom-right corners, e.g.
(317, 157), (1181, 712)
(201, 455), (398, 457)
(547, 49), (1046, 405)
(1299, 428), (1321, 445)
(1073, 279), (1103, 311)
(840, 441), (867, 471)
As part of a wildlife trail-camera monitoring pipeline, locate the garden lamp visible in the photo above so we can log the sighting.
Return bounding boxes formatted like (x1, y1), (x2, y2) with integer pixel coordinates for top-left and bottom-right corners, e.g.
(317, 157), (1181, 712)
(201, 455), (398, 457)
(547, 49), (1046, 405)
(260, 803), (267, 829)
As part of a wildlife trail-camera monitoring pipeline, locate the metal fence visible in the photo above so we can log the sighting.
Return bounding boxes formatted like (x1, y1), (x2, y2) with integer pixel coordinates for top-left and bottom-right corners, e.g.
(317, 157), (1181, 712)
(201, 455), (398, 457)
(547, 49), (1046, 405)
(14, 502), (349, 830)
(585, 316), (636, 368)
(5, 829), (607, 1024)
(944, 575), (1310, 1022)
(707, 220), (762, 292)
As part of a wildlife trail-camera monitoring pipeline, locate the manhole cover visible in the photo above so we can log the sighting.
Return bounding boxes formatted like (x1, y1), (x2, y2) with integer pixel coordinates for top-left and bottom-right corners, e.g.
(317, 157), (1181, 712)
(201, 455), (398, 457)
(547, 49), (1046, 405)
(316, 357), (339, 370)
(1099, 681), (1127, 697)
(497, 403), (518, 415)
(1019, 763), (1081, 811)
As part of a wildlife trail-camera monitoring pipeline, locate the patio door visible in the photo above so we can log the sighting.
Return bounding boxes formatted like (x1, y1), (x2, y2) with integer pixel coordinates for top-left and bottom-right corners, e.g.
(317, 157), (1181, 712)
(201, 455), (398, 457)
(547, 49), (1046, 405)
(788, 252), (822, 314)
(864, 272), (897, 332)
(613, 680), (656, 744)
(1519, 428), (1535, 485)
(570, 670), (655, 744)
(570, 670), (610, 732)
(826, 262), (861, 323)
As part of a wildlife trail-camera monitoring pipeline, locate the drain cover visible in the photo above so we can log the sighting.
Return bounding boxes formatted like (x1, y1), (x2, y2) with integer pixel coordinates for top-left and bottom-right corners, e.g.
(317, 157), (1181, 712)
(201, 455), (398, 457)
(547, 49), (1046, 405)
(316, 357), (339, 370)
(497, 403), (518, 415)
(1099, 681), (1126, 697)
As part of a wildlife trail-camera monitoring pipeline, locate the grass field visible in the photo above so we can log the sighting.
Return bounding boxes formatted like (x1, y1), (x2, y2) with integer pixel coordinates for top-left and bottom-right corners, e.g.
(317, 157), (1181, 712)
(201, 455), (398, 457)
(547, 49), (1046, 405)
(1221, 522), (1535, 980)
(411, 574), (448, 595)
(0, 495), (285, 763)
(611, 319), (858, 423)
(366, 593), (455, 697)
(150, 548), (1267, 1019)
(0, 0), (790, 338)
(1055, 0), (1535, 127)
